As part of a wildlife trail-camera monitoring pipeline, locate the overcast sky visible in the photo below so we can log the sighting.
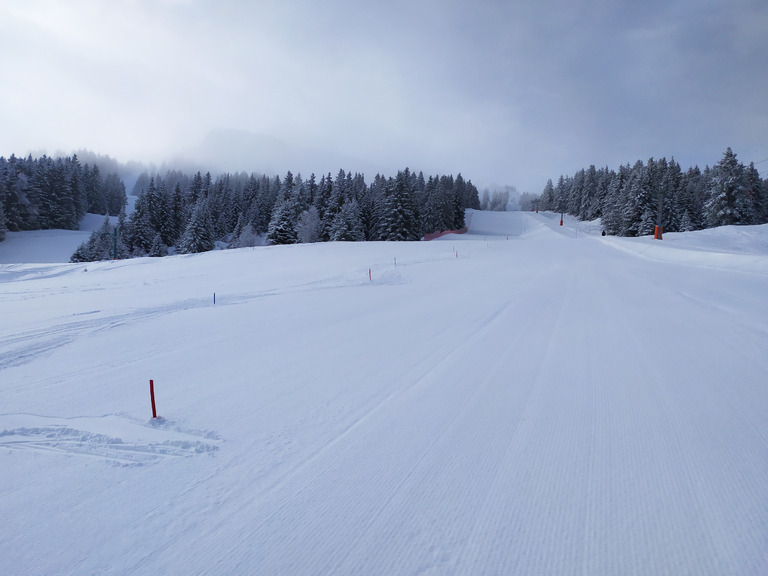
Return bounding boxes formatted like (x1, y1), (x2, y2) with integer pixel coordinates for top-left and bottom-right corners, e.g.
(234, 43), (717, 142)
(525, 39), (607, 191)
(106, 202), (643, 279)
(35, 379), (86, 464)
(1, 0), (766, 192)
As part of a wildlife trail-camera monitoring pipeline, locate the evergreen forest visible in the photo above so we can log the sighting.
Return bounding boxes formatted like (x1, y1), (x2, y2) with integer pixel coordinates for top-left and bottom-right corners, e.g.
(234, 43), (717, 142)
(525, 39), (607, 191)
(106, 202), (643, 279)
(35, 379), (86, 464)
(3, 147), (766, 261)
(539, 148), (768, 235)
(71, 167), (480, 261)
(0, 154), (126, 243)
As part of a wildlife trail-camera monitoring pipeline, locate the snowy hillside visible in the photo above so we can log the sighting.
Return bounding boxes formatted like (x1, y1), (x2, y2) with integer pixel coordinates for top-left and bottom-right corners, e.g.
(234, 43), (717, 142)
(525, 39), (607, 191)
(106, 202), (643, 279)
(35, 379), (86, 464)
(2, 211), (767, 575)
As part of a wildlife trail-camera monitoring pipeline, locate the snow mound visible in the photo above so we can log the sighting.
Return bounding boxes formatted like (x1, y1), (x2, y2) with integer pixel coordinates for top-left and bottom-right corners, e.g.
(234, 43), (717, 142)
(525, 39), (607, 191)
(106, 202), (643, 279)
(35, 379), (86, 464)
(601, 224), (768, 274)
(369, 268), (408, 285)
(663, 223), (768, 254)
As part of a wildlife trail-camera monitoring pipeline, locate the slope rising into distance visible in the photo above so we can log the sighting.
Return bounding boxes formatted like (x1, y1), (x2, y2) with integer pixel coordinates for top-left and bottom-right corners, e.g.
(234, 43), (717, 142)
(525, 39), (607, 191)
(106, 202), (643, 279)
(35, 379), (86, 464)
(1, 211), (767, 575)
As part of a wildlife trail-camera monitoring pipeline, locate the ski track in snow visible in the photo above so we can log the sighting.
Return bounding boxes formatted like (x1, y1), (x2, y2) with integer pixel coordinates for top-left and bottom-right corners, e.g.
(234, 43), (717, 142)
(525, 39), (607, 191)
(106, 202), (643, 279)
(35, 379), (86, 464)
(2, 211), (768, 575)
(0, 270), (408, 372)
(0, 301), (203, 370)
(0, 413), (220, 466)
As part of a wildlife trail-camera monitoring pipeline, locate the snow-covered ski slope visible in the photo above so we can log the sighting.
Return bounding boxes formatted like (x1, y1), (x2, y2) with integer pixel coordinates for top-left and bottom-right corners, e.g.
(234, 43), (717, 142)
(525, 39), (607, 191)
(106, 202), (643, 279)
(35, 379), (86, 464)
(2, 210), (767, 575)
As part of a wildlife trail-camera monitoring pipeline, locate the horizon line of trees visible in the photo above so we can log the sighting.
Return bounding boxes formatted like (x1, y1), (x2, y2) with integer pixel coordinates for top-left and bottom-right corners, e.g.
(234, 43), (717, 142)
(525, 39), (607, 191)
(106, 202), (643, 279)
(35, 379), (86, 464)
(539, 148), (768, 236)
(71, 167), (480, 262)
(0, 154), (126, 242)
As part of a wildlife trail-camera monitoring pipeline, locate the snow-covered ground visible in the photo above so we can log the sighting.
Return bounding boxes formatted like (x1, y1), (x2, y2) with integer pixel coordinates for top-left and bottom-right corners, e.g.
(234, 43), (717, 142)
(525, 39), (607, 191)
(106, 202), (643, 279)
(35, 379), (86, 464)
(1, 210), (767, 575)
(0, 213), (118, 264)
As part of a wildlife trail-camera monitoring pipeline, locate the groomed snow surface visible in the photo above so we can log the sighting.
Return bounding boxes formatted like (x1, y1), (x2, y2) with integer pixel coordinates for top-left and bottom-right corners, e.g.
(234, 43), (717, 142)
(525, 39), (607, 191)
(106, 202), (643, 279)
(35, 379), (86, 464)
(2, 210), (767, 575)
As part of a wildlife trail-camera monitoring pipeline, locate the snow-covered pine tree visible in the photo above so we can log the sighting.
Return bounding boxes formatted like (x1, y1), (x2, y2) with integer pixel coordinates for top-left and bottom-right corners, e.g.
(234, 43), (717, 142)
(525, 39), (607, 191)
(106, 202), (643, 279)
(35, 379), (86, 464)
(235, 222), (261, 247)
(127, 185), (155, 255)
(70, 217), (114, 262)
(660, 158), (682, 233)
(171, 183), (186, 245)
(744, 162), (764, 225)
(678, 166), (706, 230)
(540, 179), (555, 211)
(367, 174), (388, 241)
(254, 175), (279, 233)
(56, 158), (79, 229)
(305, 173), (318, 210)
(293, 173), (311, 215)
(115, 209), (130, 258)
(28, 156), (51, 229)
(266, 198), (298, 245)
(179, 197), (215, 253)
(419, 176), (439, 233)
(0, 196), (6, 242)
(69, 241), (91, 263)
(452, 179), (466, 230)
(437, 175), (456, 228)
(466, 179), (481, 210)
(84, 164), (106, 215)
(679, 211), (694, 232)
(580, 165), (598, 220)
(554, 175), (567, 217)
(593, 167), (611, 219)
(704, 147), (750, 227)
(380, 170), (419, 241)
(453, 173), (468, 212)
(145, 178), (174, 245)
(212, 175), (238, 240)
(313, 173), (333, 227)
(296, 206), (322, 243)
(149, 233), (168, 257)
(567, 169), (584, 216)
(356, 177), (377, 240)
(621, 161), (655, 236)
(68, 154), (87, 222)
(321, 170), (348, 240)
(639, 205), (656, 236)
(132, 171), (151, 197)
(329, 198), (364, 241)
(0, 157), (25, 232)
(601, 170), (624, 235)
(105, 173), (126, 216)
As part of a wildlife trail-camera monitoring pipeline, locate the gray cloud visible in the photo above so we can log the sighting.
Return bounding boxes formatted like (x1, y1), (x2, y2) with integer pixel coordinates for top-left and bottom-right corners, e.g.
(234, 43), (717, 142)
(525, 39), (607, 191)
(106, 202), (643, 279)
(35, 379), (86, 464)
(1, 0), (766, 192)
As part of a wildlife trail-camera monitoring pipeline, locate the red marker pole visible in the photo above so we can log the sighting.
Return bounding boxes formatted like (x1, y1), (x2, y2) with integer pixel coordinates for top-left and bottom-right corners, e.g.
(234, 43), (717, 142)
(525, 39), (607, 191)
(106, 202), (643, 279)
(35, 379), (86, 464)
(150, 379), (157, 418)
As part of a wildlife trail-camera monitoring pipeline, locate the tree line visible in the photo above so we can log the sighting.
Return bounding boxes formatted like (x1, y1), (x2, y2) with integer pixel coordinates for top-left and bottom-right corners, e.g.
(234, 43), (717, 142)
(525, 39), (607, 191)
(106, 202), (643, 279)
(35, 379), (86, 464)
(539, 148), (768, 236)
(72, 167), (480, 261)
(0, 154), (126, 242)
